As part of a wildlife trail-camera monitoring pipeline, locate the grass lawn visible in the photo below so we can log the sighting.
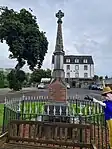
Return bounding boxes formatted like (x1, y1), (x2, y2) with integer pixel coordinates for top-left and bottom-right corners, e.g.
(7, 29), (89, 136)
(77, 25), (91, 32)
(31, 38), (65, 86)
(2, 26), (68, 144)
(22, 101), (103, 116)
(22, 102), (46, 114)
(0, 104), (4, 127)
(22, 102), (104, 124)
(70, 104), (103, 115)
(0, 102), (104, 128)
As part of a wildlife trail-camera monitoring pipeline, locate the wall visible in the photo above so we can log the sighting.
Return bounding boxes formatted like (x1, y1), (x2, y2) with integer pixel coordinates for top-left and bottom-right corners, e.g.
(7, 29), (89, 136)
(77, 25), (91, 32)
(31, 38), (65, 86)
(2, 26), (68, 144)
(51, 64), (94, 79)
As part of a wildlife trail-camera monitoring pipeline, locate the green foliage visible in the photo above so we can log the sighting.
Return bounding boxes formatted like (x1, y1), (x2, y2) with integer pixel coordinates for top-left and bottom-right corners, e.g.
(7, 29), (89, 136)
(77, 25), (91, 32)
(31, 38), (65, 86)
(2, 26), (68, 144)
(22, 102), (103, 116)
(30, 69), (51, 83)
(23, 73), (31, 86)
(16, 70), (26, 82)
(93, 75), (99, 81)
(99, 76), (103, 81)
(45, 69), (51, 78)
(105, 75), (108, 80)
(0, 6), (48, 70)
(30, 69), (45, 83)
(0, 71), (5, 88)
(7, 69), (26, 91)
(70, 104), (102, 115)
(22, 102), (45, 116)
(0, 104), (4, 127)
(20, 102), (104, 124)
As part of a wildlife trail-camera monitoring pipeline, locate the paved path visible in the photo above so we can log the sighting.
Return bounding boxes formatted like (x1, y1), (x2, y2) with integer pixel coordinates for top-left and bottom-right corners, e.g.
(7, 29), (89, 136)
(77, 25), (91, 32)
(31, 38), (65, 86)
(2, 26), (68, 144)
(0, 88), (102, 103)
(0, 87), (40, 95)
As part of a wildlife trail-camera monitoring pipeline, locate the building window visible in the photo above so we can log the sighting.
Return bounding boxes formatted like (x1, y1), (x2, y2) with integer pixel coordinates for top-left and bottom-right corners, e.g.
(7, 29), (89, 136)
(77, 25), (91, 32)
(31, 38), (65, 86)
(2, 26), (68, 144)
(84, 73), (88, 78)
(66, 65), (70, 70)
(83, 59), (87, 63)
(75, 73), (79, 78)
(75, 58), (79, 63)
(67, 72), (70, 78)
(66, 59), (70, 63)
(84, 65), (88, 70)
(75, 65), (79, 70)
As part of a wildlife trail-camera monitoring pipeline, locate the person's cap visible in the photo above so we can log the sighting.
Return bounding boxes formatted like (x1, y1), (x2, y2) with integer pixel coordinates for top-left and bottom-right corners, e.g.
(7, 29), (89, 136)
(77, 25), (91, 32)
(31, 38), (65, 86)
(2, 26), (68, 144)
(102, 86), (112, 95)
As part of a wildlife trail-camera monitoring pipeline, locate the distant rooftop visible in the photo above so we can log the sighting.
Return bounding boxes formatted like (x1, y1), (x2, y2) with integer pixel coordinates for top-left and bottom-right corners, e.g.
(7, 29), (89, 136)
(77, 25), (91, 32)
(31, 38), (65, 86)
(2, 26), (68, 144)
(52, 55), (94, 64)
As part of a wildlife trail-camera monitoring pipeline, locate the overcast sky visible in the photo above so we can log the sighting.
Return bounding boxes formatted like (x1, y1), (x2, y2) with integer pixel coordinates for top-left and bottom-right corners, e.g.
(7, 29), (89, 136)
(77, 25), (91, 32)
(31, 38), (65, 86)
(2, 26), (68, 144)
(0, 0), (112, 76)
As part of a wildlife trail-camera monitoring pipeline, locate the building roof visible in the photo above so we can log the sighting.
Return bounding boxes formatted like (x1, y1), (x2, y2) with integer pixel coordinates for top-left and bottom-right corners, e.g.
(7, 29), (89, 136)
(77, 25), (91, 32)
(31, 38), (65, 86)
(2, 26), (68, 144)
(52, 55), (94, 64)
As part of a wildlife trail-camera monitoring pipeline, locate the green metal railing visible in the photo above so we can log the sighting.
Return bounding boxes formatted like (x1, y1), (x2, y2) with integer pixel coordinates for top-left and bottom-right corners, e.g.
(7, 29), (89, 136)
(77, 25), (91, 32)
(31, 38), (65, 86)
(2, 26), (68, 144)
(2, 95), (109, 148)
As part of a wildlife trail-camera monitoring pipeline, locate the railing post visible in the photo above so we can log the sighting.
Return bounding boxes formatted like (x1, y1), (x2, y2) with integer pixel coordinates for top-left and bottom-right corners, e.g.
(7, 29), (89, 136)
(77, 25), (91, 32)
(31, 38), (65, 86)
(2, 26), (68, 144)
(79, 114), (83, 149)
(17, 100), (21, 120)
(16, 99), (21, 136)
(2, 97), (7, 134)
(21, 94), (25, 120)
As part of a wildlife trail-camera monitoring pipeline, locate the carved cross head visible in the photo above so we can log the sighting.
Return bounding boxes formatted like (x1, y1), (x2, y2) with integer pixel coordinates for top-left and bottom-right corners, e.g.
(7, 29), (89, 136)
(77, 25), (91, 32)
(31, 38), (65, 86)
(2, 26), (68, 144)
(56, 10), (64, 23)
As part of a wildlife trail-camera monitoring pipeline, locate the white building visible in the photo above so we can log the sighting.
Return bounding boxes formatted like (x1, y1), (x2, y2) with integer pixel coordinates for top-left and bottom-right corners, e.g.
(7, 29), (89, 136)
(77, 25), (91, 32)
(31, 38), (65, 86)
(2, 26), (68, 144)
(51, 55), (94, 87)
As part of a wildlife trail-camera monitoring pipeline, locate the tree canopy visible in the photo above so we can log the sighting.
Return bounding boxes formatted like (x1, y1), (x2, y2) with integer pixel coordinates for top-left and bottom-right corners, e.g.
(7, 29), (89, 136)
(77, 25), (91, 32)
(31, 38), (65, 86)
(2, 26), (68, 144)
(7, 69), (26, 90)
(30, 69), (51, 83)
(93, 75), (99, 81)
(0, 71), (5, 88)
(0, 6), (48, 70)
(99, 76), (103, 81)
(105, 75), (108, 80)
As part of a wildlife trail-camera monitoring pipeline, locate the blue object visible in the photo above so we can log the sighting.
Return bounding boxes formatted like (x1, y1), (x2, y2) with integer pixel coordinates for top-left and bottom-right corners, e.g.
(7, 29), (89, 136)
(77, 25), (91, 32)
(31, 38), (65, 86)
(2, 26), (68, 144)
(103, 100), (112, 120)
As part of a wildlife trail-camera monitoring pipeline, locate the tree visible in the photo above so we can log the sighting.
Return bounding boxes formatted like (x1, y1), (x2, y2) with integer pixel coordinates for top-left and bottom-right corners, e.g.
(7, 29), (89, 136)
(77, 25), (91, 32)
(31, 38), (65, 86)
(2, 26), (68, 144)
(7, 69), (26, 91)
(0, 71), (5, 88)
(105, 75), (108, 80)
(30, 69), (45, 83)
(30, 69), (51, 83)
(93, 75), (99, 82)
(0, 7), (48, 90)
(45, 69), (51, 78)
(0, 7), (48, 70)
(99, 76), (103, 81)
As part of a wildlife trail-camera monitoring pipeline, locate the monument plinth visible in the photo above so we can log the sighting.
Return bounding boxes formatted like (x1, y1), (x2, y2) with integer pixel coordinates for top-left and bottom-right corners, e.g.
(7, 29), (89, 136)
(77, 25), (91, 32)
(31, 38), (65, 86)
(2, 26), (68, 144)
(49, 10), (67, 102)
